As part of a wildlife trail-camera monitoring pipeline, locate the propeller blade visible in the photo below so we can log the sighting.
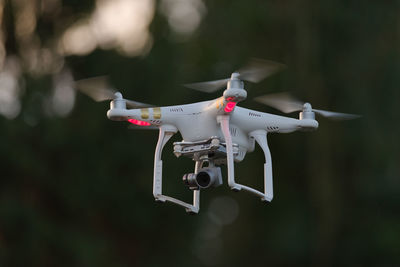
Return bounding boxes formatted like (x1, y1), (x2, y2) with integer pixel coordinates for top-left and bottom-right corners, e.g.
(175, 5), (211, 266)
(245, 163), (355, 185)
(75, 76), (154, 108)
(183, 78), (230, 93)
(125, 99), (153, 109)
(237, 58), (287, 83)
(312, 109), (361, 120)
(184, 58), (286, 93)
(255, 92), (361, 120)
(254, 92), (303, 113)
(74, 76), (116, 102)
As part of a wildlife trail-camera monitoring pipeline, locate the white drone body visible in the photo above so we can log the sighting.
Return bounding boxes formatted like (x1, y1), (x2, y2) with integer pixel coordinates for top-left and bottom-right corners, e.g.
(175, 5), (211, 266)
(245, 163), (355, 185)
(78, 59), (359, 213)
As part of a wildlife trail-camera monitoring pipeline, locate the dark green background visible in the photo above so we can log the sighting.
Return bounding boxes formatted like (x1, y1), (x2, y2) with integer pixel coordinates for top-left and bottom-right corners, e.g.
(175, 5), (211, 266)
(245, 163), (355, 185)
(1, 0), (399, 266)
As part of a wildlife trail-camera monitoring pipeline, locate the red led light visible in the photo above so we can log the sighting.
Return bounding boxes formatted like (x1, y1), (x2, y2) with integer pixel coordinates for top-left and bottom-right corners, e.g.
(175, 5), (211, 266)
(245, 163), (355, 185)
(128, 119), (151, 126)
(224, 101), (236, 113)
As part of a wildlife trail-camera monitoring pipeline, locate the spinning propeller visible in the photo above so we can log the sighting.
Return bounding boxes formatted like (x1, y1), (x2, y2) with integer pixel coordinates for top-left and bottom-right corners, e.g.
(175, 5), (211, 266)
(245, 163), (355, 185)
(74, 76), (152, 109)
(254, 92), (361, 120)
(184, 58), (286, 93)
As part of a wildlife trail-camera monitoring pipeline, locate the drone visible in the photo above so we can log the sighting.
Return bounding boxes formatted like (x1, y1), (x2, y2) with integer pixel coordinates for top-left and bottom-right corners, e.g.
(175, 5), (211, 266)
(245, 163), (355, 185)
(76, 58), (360, 213)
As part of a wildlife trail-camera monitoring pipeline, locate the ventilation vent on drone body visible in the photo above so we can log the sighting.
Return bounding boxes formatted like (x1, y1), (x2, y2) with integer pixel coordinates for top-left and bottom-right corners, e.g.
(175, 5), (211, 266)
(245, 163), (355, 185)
(229, 127), (237, 136)
(267, 126), (279, 132)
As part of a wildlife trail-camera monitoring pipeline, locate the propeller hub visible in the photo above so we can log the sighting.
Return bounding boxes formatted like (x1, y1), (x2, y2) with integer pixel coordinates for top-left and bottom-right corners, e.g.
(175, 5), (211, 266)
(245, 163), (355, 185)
(114, 92), (123, 99)
(299, 103), (315, 120)
(227, 73), (244, 90)
(110, 92), (126, 110)
(231, 72), (240, 79)
(303, 102), (312, 112)
(300, 102), (315, 120)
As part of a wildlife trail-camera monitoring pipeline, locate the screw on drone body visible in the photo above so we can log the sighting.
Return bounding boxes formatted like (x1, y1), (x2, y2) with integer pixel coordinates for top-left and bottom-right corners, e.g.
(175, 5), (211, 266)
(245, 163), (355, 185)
(210, 138), (220, 148)
(173, 144), (182, 157)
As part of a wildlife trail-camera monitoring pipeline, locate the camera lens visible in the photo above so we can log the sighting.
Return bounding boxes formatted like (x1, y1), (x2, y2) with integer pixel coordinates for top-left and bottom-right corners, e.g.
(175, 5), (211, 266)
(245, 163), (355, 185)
(182, 167), (222, 190)
(196, 172), (211, 188)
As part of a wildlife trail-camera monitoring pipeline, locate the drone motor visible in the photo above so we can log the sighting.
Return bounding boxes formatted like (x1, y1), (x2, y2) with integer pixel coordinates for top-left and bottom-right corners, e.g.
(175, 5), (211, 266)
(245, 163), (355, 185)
(222, 72), (247, 102)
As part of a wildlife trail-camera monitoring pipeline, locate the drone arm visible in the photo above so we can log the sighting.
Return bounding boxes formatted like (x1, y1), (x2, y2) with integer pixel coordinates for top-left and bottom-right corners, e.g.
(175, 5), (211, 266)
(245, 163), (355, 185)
(249, 130), (273, 201)
(153, 124), (200, 213)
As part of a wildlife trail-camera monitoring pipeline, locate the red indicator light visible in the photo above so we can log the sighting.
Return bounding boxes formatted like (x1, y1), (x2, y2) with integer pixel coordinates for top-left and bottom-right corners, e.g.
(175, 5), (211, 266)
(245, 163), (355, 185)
(128, 119), (151, 126)
(224, 101), (236, 113)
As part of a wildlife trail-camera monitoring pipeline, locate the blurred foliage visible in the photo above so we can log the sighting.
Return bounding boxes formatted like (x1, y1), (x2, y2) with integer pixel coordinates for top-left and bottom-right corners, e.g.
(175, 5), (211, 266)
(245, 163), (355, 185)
(0, 0), (399, 266)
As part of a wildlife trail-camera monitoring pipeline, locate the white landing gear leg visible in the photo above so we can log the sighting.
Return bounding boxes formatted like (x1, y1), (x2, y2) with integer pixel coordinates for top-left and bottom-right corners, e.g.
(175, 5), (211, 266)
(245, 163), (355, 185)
(153, 124), (200, 213)
(249, 130), (273, 202)
(217, 115), (241, 192)
(218, 115), (273, 201)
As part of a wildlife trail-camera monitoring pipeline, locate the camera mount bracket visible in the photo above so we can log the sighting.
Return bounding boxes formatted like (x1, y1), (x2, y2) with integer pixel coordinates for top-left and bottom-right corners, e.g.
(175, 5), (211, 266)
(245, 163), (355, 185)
(173, 137), (239, 163)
